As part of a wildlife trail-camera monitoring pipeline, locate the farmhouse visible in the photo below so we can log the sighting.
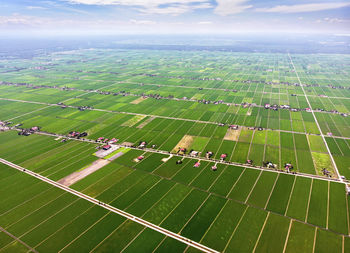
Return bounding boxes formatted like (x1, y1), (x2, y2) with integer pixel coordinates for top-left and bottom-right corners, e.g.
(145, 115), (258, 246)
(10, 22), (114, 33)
(136, 156), (144, 162)
(176, 160), (182, 164)
(177, 147), (187, 155)
(284, 163), (294, 172)
(190, 150), (199, 157)
(193, 161), (200, 168)
(229, 124), (239, 130)
(30, 126), (40, 132)
(102, 145), (111, 150)
(220, 153), (227, 161)
(264, 161), (276, 169)
(109, 138), (118, 144)
(139, 141), (147, 148)
(322, 168), (331, 177)
(206, 151), (213, 159)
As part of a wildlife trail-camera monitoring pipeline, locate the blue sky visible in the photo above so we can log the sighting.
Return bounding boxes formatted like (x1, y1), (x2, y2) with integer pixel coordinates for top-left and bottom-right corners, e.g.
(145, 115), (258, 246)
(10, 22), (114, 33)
(0, 0), (349, 35)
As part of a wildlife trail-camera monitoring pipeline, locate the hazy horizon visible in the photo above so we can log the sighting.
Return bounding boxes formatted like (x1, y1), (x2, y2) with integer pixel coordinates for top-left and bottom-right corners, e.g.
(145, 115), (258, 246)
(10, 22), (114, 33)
(1, 0), (349, 35)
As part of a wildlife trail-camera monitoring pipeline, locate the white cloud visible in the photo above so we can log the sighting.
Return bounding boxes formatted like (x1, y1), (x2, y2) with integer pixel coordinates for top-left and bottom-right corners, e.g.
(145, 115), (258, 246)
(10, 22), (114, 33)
(197, 21), (212, 25)
(214, 0), (252, 15)
(255, 2), (350, 13)
(130, 19), (156, 25)
(323, 17), (349, 23)
(27, 6), (47, 10)
(66, 0), (204, 5)
(66, 0), (212, 15)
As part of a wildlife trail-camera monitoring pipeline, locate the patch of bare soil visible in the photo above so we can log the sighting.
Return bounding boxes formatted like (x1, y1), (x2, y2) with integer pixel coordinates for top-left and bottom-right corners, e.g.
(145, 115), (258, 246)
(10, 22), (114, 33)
(172, 135), (194, 152)
(57, 159), (110, 186)
(224, 128), (241, 141)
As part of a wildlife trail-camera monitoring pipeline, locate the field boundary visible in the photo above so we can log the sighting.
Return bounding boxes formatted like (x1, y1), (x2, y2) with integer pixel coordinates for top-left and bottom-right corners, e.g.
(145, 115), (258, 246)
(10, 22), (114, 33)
(0, 158), (219, 253)
(0, 226), (38, 253)
(288, 53), (341, 180)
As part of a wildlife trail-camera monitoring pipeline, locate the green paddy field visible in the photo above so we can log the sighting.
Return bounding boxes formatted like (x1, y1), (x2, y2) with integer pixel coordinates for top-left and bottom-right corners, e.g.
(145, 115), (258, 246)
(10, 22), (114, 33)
(0, 49), (349, 252)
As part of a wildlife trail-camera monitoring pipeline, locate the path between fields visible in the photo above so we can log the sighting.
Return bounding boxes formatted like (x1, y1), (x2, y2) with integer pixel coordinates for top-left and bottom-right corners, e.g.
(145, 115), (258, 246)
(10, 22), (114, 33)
(9, 128), (346, 184)
(2, 82), (349, 116)
(1, 97), (350, 141)
(57, 159), (110, 186)
(288, 53), (342, 181)
(0, 226), (38, 253)
(0, 158), (219, 253)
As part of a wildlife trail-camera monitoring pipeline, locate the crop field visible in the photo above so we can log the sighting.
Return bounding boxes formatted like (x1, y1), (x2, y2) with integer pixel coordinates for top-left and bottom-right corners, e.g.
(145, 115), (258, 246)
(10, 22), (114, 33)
(0, 163), (199, 253)
(0, 48), (350, 252)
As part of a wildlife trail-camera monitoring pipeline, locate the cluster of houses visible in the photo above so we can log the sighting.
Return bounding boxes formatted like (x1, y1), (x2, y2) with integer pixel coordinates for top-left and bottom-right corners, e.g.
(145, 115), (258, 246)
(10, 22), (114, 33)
(219, 123), (263, 131)
(263, 161), (276, 169)
(57, 102), (68, 109)
(18, 126), (41, 136)
(4, 81), (348, 117)
(313, 108), (348, 117)
(96, 137), (118, 144)
(68, 131), (88, 139)
(322, 168), (332, 177)
(0, 121), (11, 132)
(0, 121), (11, 127)
(78, 106), (93, 111)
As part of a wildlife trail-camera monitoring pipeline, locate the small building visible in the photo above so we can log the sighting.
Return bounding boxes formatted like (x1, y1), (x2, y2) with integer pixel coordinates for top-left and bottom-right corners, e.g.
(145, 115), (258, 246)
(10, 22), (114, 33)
(109, 138), (118, 144)
(176, 160), (183, 165)
(135, 156), (144, 162)
(102, 145), (111, 150)
(211, 165), (217, 171)
(229, 125), (238, 130)
(178, 147), (187, 155)
(139, 141), (147, 148)
(190, 150), (199, 157)
(193, 161), (200, 168)
(206, 151), (213, 159)
(284, 163), (293, 172)
(30, 126), (40, 132)
(220, 153), (227, 161)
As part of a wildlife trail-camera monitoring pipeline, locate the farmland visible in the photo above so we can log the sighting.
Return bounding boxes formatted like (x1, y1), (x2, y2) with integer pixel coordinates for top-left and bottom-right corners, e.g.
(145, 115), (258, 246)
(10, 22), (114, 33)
(0, 48), (350, 252)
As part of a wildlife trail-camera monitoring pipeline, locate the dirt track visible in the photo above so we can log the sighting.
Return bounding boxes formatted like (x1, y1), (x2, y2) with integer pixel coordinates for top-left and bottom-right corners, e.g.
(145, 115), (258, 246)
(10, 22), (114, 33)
(57, 159), (110, 186)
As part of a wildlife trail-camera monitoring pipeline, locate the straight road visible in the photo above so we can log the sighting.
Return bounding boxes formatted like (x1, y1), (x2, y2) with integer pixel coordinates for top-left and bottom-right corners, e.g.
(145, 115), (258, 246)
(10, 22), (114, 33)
(288, 53), (342, 181)
(1, 96), (350, 141)
(0, 158), (219, 253)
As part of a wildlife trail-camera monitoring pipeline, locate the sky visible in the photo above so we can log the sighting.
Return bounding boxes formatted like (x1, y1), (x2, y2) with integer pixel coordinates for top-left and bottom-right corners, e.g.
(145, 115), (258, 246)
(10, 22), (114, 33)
(0, 0), (349, 35)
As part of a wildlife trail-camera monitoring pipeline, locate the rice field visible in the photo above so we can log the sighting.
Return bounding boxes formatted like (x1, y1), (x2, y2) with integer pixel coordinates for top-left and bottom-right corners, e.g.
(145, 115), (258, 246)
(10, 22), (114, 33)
(0, 49), (349, 252)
